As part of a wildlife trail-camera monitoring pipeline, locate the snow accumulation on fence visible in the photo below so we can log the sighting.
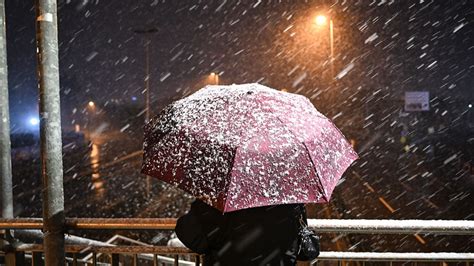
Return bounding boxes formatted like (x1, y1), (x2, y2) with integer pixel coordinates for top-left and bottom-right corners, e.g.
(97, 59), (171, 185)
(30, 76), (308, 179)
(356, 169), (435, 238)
(317, 251), (474, 261)
(308, 219), (474, 235)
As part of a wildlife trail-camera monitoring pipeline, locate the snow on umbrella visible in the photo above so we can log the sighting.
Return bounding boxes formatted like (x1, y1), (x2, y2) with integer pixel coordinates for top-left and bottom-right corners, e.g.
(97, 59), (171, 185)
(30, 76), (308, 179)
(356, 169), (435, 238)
(141, 83), (358, 212)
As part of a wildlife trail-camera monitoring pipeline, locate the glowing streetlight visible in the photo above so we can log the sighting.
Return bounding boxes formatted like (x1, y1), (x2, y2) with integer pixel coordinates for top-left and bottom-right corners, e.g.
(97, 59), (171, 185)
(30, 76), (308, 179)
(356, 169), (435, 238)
(314, 14), (335, 79)
(209, 72), (219, 85)
(88, 101), (95, 108)
(314, 15), (328, 26)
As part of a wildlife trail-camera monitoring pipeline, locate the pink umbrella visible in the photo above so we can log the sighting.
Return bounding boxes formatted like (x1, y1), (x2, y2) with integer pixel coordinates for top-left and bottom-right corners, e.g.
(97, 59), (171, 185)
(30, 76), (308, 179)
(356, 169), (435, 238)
(141, 83), (358, 212)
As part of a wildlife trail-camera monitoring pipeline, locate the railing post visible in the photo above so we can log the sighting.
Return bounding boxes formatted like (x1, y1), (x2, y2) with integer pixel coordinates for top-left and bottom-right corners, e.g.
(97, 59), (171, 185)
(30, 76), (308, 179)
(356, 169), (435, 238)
(32, 252), (45, 266)
(111, 253), (119, 266)
(5, 251), (25, 266)
(195, 254), (200, 266)
(35, 0), (65, 265)
(0, 0), (13, 221)
(133, 253), (138, 266)
(0, 1), (15, 263)
(72, 253), (78, 266)
(174, 255), (179, 266)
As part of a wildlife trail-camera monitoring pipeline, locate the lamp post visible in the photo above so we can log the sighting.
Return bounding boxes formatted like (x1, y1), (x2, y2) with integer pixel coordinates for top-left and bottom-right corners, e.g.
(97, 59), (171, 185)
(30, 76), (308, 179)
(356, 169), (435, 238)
(314, 15), (334, 79)
(133, 27), (158, 198)
(133, 27), (158, 123)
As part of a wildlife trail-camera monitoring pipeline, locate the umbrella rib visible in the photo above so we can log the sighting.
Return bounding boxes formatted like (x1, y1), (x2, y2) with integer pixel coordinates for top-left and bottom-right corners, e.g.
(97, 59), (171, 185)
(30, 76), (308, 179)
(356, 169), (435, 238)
(253, 98), (329, 203)
(222, 94), (255, 212)
(300, 142), (329, 203)
(222, 146), (238, 213)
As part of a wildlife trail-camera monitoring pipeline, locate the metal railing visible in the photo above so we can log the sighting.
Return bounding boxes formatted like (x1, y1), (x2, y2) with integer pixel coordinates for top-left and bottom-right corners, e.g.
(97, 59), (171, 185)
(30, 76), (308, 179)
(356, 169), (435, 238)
(2, 218), (474, 265)
(3, 244), (200, 266)
(1, 217), (474, 234)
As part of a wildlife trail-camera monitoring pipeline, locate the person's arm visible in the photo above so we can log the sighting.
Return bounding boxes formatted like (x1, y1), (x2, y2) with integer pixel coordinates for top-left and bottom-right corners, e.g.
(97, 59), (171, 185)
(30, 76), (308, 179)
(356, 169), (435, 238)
(175, 199), (225, 254)
(175, 200), (210, 254)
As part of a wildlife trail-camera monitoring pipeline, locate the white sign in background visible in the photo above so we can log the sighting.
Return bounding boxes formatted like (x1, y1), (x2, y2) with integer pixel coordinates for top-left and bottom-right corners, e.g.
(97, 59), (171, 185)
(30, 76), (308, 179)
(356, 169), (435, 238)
(404, 91), (430, 111)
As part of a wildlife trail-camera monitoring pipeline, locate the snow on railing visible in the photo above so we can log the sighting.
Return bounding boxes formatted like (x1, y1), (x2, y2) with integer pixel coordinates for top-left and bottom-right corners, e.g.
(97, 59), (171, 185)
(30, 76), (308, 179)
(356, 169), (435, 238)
(307, 219), (474, 235)
(2, 218), (474, 263)
(2, 218), (474, 234)
(316, 251), (474, 262)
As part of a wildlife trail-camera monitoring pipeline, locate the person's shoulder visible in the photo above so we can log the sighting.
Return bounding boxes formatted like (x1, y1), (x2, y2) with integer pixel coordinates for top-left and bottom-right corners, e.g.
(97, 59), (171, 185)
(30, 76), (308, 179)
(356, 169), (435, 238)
(190, 199), (224, 220)
(191, 199), (206, 208)
(265, 203), (301, 212)
(232, 204), (300, 219)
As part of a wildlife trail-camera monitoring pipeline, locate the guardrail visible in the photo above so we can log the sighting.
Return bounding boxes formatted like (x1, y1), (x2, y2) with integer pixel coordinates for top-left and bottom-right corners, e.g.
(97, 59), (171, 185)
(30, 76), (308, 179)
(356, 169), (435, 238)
(2, 218), (474, 233)
(1, 218), (474, 265)
(4, 245), (474, 264)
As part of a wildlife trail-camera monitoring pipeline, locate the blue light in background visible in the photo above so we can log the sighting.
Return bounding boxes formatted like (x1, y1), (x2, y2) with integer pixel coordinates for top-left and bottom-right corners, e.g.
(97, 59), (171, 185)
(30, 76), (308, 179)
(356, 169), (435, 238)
(29, 117), (39, 126)
(131, 96), (137, 101)
(24, 116), (40, 133)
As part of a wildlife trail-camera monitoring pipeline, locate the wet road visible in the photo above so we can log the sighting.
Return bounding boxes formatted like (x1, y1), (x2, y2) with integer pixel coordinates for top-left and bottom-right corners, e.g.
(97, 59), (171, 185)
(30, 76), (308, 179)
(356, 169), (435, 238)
(11, 129), (474, 252)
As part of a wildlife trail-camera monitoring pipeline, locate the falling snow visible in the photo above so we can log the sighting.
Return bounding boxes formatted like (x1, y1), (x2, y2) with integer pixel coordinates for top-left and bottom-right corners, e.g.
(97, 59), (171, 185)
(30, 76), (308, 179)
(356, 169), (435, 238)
(5, 0), (473, 255)
(336, 62), (355, 79)
(364, 33), (379, 44)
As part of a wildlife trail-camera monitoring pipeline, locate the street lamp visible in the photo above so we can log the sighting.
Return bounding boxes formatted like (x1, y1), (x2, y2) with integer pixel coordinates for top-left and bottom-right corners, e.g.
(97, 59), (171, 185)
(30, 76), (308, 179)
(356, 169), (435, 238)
(133, 27), (158, 199)
(210, 72), (219, 85)
(133, 27), (158, 123)
(315, 15), (327, 26)
(314, 14), (334, 79)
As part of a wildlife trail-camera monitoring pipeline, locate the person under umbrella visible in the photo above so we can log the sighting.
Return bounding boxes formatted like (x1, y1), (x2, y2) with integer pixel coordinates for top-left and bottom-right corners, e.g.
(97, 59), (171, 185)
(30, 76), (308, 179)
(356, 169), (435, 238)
(142, 83), (358, 265)
(176, 198), (303, 265)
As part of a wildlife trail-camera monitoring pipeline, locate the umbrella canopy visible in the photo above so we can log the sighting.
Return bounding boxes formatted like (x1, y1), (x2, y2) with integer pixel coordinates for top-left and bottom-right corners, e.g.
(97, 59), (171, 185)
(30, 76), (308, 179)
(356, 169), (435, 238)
(142, 83), (358, 212)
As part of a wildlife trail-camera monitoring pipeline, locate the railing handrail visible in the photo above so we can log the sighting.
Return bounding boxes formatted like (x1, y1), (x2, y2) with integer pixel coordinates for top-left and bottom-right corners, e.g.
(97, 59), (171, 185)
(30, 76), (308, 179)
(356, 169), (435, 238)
(1, 218), (474, 234)
(307, 219), (474, 235)
(2, 244), (473, 262)
(0, 218), (176, 230)
(5, 244), (193, 254)
(315, 251), (474, 262)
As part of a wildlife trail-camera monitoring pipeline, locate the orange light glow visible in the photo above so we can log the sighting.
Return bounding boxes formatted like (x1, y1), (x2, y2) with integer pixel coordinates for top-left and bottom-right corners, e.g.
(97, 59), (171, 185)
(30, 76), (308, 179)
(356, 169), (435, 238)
(315, 15), (328, 26)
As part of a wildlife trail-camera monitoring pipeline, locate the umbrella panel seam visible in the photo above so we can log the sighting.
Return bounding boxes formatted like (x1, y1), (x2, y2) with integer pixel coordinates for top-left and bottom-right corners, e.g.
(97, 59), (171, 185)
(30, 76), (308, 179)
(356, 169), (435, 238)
(223, 94), (259, 212)
(300, 141), (329, 202)
(252, 97), (329, 203)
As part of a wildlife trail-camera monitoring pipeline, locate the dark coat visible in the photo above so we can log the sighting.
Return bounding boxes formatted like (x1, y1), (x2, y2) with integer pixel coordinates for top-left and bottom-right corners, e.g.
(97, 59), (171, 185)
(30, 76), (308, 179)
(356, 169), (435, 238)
(175, 199), (301, 266)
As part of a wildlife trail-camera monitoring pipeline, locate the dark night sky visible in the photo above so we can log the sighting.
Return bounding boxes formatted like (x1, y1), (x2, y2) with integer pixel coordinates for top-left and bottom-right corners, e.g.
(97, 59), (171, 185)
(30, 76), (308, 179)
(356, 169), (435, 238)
(5, 0), (473, 133)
